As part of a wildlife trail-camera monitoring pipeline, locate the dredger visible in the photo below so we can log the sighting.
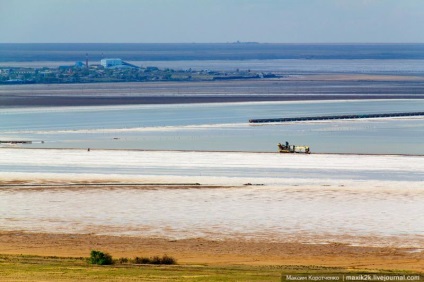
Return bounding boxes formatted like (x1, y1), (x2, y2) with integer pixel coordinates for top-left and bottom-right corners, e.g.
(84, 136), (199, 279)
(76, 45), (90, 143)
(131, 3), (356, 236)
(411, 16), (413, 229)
(278, 141), (310, 154)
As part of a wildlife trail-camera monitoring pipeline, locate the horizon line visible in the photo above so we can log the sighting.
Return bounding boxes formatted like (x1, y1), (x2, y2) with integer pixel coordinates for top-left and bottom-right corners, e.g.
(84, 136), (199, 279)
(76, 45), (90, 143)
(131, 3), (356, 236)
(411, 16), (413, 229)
(1, 42), (424, 45)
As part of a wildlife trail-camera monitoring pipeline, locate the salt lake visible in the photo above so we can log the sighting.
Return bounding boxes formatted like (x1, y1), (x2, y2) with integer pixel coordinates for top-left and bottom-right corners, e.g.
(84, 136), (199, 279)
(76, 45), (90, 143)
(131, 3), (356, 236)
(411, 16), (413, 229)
(1, 99), (423, 154)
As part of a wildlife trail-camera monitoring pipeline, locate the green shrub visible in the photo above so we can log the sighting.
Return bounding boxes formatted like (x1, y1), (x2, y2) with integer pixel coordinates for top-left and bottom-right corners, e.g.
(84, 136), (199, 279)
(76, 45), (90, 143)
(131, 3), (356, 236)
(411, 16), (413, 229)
(89, 250), (113, 265)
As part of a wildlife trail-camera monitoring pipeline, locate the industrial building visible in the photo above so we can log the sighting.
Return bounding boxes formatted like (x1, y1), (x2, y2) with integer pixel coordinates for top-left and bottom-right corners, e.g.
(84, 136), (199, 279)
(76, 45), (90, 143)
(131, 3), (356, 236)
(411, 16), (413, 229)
(100, 58), (138, 69)
(100, 58), (123, 68)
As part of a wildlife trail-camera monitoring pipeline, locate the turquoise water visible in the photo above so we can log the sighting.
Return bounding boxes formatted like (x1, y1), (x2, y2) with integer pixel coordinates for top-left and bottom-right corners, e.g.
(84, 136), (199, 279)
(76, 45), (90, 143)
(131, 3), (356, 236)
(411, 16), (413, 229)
(1, 99), (423, 154)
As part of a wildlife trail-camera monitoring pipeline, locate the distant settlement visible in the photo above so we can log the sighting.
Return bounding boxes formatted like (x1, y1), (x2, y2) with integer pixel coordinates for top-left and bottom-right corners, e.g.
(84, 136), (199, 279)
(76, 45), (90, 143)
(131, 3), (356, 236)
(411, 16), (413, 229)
(0, 58), (276, 84)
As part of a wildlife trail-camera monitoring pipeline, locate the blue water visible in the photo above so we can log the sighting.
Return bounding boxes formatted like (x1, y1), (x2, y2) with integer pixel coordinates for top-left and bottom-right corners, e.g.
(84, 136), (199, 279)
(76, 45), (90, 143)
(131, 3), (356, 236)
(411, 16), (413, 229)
(1, 100), (423, 154)
(3, 59), (424, 75)
(134, 59), (424, 74)
(2, 43), (424, 75)
(1, 43), (424, 61)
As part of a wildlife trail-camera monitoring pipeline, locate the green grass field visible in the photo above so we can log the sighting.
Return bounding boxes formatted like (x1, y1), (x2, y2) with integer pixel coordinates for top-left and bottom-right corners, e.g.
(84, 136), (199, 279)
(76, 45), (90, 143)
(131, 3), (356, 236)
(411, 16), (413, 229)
(0, 254), (422, 282)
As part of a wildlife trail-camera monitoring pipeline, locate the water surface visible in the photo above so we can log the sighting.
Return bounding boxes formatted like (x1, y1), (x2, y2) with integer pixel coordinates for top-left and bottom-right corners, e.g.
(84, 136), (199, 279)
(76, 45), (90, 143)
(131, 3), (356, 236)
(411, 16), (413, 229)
(1, 100), (423, 154)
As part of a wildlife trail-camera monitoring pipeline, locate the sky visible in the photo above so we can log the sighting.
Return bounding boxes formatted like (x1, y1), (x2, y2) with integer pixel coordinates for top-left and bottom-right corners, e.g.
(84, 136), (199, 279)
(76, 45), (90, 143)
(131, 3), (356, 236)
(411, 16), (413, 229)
(0, 0), (424, 43)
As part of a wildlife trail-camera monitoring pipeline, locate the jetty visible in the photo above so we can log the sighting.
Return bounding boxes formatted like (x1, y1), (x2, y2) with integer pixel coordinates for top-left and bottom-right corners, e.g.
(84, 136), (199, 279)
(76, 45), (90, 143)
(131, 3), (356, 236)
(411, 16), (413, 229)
(249, 112), (424, 123)
(0, 141), (32, 144)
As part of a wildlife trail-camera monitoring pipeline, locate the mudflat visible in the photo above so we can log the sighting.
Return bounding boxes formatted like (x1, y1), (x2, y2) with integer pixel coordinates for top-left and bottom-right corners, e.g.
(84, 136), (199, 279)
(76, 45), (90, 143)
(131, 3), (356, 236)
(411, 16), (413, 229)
(1, 74), (424, 107)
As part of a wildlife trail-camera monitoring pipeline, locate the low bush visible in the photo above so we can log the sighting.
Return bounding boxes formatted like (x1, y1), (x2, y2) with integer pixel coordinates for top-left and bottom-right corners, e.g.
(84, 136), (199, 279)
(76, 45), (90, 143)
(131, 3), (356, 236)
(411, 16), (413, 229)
(89, 250), (113, 265)
(160, 254), (177, 265)
(150, 256), (162, 264)
(134, 256), (151, 264)
(133, 255), (176, 265)
(118, 257), (129, 264)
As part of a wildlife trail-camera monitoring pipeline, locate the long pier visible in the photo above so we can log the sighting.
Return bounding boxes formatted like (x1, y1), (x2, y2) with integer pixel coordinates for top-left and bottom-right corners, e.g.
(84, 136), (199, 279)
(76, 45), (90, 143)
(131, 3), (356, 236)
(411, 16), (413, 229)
(249, 112), (424, 123)
(0, 141), (32, 144)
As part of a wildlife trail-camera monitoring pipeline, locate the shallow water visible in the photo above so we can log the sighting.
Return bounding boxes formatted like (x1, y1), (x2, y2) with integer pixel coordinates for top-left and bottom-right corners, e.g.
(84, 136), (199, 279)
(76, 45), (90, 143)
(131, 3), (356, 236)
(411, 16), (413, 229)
(1, 100), (423, 154)
(3, 59), (424, 74)
(133, 59), (424, 74)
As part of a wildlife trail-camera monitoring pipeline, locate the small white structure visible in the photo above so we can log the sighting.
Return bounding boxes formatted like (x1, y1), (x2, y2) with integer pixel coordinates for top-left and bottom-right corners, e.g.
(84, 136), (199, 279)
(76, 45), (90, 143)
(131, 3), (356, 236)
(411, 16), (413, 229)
(101, 58), (123, 68)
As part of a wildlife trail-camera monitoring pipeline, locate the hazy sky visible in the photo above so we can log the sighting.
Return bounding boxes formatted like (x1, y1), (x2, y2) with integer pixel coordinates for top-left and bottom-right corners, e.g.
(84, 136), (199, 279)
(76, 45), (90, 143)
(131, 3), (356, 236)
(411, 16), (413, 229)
(1, 0), (423, 43)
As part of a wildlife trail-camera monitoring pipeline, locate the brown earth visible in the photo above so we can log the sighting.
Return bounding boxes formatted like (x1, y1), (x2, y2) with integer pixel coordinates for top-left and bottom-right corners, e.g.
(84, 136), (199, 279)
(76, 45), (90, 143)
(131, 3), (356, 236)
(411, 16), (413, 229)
(0, 231), (422, 272)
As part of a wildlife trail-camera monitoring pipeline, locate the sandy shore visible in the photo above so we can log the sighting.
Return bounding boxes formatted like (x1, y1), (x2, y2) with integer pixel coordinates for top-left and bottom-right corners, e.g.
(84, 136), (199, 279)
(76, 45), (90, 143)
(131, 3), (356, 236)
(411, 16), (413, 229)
(0, 231), (423, 271)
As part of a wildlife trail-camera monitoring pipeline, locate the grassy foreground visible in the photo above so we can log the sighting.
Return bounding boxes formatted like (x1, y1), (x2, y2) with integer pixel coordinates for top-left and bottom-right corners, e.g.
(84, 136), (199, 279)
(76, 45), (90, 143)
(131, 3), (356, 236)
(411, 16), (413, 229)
(1, 254), (422, 282)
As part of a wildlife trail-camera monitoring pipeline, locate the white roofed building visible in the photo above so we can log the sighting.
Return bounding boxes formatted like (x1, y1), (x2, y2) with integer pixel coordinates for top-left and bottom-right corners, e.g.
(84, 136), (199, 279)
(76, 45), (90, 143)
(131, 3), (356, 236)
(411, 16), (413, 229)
(101, 58), (123, 68)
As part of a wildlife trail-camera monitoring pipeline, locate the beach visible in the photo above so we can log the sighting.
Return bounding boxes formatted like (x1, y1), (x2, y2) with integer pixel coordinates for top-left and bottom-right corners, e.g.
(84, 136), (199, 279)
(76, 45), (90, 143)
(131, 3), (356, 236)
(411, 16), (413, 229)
(0, 148), (423, 271)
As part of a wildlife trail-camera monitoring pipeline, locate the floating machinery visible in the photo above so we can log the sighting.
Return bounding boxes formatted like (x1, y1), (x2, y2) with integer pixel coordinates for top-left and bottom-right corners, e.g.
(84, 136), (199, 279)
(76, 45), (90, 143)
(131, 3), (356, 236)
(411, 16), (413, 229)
(278, 141), (310, 154)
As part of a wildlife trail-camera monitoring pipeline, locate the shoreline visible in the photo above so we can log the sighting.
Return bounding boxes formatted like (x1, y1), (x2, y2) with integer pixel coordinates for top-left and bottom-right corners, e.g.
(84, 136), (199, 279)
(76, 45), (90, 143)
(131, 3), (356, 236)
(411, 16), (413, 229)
(1, 149), (422, 187)
(1, 147), (424, 157)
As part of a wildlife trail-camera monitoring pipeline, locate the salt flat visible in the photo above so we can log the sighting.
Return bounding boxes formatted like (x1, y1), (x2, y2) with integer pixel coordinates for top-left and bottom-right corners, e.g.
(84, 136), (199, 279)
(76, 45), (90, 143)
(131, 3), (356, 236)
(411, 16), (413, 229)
(0, 148), (423, 248)
(0, 148), (422, 186)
